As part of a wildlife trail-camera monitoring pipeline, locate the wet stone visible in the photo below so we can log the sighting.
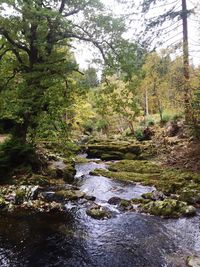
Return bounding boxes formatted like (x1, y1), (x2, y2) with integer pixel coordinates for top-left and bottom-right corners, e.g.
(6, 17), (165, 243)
(108, 197), (122, 205)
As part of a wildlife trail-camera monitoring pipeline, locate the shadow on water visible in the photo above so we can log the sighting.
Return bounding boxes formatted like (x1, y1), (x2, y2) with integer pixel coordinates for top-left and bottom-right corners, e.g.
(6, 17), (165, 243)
(0, 160), (199, 267)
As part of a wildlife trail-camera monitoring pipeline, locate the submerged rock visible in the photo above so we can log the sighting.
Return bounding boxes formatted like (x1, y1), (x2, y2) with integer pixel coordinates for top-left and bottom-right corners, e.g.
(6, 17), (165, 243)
(140, 199), (196, 218)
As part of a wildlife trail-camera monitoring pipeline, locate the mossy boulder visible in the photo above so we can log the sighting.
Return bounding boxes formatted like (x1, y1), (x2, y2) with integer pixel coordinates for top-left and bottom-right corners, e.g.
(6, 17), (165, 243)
(119, 199), (134, 211)
(178, 188), (200, 205)
(140, 199), (196, 218)
(15, 188), (27, 204)
(54, 189), (85, 201)
(86, 141), (141, 160)
(86, 205), (111, 219)
(47, 159), (76, 184)
(131, 198), (151, 205)
(107, 160), (161, 174)
(141, 191), (166, 201)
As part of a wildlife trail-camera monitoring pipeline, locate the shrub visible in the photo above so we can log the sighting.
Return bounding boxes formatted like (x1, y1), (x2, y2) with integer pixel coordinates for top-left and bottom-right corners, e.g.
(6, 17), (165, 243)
(139, 117), (155, 127)
(96, 119), (109, 132)
(134, 128), (144, 141)
(0, 138), (40, 179)
(172, 113), (183, 121)
(160, 114), (171, 124)
(83, 120), (94, 134)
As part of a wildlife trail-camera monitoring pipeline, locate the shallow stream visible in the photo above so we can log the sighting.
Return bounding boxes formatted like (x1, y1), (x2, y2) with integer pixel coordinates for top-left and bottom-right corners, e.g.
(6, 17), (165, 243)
(0, 158), (200, 266)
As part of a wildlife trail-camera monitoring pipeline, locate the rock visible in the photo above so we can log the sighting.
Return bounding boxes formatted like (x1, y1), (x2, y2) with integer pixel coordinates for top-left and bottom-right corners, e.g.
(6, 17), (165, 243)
(179, 188), (200, 205)
(187, 255), (200, 267)
(47, 160), (76, 184)
(86, 142), (141, 160)
(86, 205), (111, 220)
(140, 199), (197, 218)
(85, 195), (96, 201)
(142, 191), (166, 201)
(119, 199), (133, 210)
(15, 186), (40, 204)
(0, 197), (6, 209)
(185, 206), (197, 217)
(40, 191), (55, 202)
(54, 189), (85, 201)
(108, 197), (122, 205)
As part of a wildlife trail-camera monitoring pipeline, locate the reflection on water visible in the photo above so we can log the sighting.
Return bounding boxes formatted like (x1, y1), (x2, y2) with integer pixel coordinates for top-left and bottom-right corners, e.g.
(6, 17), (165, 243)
(0, 160), (199, 267)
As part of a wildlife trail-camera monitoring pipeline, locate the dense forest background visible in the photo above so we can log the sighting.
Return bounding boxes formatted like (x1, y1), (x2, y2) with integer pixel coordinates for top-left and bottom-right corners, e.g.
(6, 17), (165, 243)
(0, 0), (199, 177)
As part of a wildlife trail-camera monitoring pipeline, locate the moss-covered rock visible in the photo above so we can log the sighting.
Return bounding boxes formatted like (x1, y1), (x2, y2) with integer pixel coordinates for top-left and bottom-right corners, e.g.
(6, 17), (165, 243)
(178, 188), (200, 205)
(75, 156), (90, 163)
(47, 159), (76, 184)
(54, 189), (85, 201)
(90, 160), (200, 206)
(141, 191), (166, 201)
(140, 199), (196, 218)
(86, 141), (141, 160)
(86, 205), (111, 219)
(15, 188), (26, 204)
(131, 198), (151, 205)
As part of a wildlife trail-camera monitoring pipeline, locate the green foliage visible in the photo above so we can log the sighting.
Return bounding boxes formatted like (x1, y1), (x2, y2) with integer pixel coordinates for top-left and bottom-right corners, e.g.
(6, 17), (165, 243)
(0, 138), (40, 178)
(0, 0), (127, 143)
(172, 113), (184, 121)
(82, 120), (94, 134)
(96, 119), (109, 133)
(140, 117), (155, 127)
(160, 113), (171, 124)
(134, 128), (144, 141)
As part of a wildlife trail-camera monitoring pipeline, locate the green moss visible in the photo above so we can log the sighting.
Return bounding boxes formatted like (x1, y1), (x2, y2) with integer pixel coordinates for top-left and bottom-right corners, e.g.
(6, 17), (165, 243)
(86, 142), (141, 160)
(75, 156), (90, 163)
(90, 159), (200, 205)
(107, 160), (162, 174)
(120, 199), (132, 207)
(54, 189), (85, 200)
(131, 198), (151, 204)
(86, 207), (110, 219)
(90, 167), (159, 184)
(15, 188), (26, 204)
(140, 199), (196, 218)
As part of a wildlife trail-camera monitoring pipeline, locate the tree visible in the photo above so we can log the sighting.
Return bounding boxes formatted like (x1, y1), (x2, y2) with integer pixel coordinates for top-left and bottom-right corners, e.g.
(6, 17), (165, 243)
(0, 0), (126, 143)
(141, 52), (171, 121)
(83, 67), (99, 88)
(140, 0), (194, 123)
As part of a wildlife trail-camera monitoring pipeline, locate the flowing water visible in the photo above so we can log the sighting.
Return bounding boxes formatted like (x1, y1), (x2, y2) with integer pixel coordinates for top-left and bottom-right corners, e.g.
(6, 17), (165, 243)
(0, 159), (200, 267)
